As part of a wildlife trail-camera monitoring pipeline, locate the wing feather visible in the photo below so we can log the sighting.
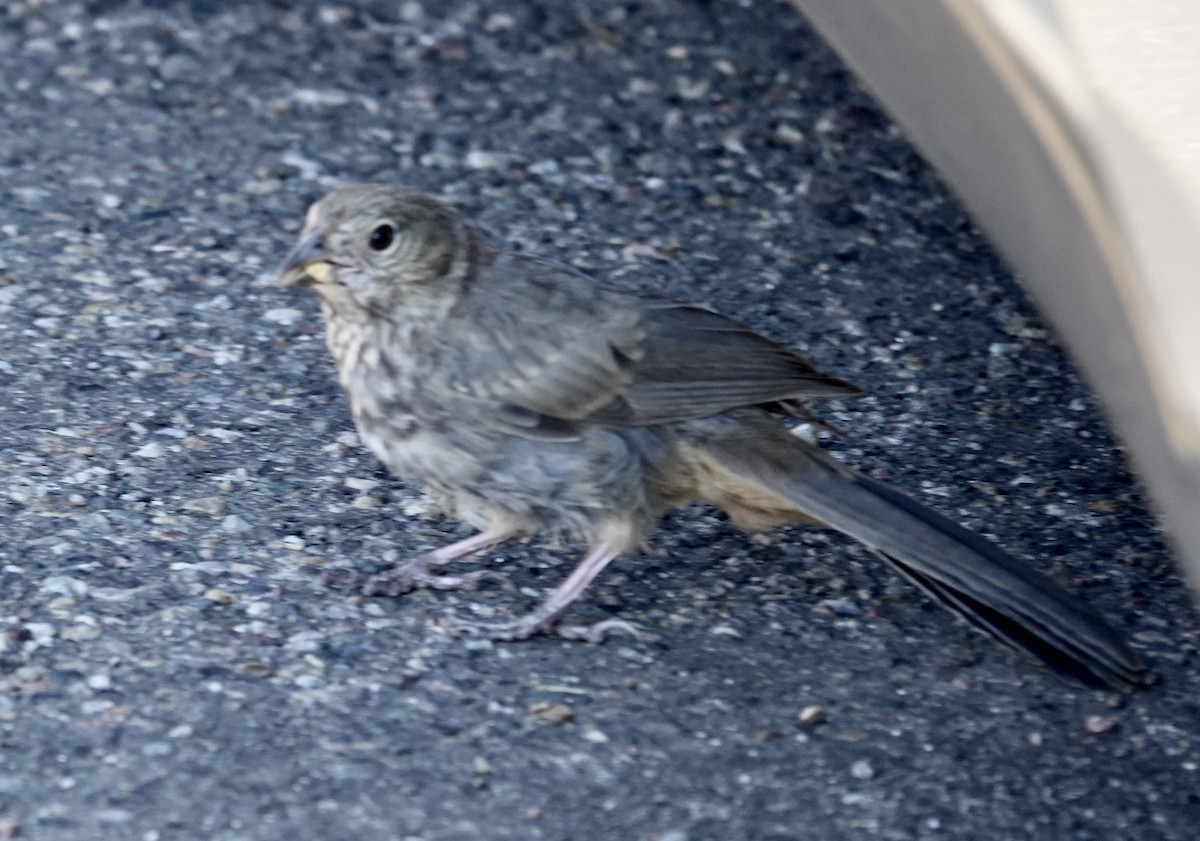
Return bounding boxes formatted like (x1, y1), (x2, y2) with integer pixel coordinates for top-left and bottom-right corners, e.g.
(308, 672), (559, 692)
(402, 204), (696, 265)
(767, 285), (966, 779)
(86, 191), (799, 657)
(441, 253), (860, 437)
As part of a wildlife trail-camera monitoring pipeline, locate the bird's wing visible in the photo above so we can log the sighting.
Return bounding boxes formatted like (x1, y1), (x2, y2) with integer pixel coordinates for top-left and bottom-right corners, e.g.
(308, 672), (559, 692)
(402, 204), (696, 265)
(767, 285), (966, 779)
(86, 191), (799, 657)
(587, 301), (862, 425)
(438, 253), (860, 438)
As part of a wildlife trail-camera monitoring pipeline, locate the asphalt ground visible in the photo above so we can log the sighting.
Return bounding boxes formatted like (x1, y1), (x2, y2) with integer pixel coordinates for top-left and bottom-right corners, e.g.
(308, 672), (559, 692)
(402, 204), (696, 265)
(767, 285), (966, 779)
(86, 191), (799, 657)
(0, 1), (1197, 839)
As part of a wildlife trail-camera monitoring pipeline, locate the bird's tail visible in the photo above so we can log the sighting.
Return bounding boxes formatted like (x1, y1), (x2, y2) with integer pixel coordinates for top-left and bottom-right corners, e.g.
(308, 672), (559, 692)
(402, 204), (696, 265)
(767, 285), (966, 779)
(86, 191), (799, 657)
(683, 422), (1146, 689)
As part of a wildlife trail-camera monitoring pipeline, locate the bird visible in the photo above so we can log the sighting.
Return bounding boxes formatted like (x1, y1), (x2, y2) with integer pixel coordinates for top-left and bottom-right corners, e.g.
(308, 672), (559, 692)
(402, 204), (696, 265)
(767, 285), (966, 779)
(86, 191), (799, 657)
(276, 183), (1146, 689)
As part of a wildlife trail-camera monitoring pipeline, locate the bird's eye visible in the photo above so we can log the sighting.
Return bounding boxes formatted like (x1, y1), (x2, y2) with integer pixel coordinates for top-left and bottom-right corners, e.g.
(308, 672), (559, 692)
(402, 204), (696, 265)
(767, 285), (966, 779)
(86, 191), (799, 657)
(368, 223), (395, 251)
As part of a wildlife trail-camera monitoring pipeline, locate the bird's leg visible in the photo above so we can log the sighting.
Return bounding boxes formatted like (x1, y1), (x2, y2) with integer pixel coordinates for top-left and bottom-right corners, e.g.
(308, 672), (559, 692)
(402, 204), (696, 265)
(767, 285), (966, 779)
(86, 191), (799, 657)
(360, 528), (516, 597)
(447, 542), (639, 642)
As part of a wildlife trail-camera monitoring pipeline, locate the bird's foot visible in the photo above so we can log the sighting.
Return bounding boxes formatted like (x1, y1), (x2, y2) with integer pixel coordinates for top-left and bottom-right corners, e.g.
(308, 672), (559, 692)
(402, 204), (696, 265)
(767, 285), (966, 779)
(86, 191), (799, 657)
(555, 618), (643, 643)
(362, 563), (508, 597)
(442, 612), (642, 643)
(320, 549), (508, 597)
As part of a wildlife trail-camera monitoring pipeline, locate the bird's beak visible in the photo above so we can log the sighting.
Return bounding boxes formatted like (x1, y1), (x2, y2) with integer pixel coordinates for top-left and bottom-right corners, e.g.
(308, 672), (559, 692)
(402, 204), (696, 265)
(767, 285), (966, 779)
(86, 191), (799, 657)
(276, 232), (337, 288)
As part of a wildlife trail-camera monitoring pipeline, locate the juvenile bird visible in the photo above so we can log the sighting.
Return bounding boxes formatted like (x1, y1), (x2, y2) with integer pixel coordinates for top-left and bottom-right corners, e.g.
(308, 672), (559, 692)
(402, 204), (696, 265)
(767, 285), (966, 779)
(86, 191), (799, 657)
(277, 183), (1145, 688)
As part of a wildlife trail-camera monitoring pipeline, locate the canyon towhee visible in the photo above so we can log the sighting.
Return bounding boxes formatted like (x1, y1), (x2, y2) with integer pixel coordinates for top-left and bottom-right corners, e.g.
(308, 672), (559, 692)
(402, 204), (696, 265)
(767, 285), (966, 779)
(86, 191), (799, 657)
(277, 183), (1145, 688)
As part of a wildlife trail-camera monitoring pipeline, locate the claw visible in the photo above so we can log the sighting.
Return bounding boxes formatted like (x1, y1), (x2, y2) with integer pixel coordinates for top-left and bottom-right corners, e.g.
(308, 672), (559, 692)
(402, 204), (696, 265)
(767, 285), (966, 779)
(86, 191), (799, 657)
(340, 529), (516, 599)
(441, 613), (542, 641)
(441, 612), (641, 643)
(362, 565), (508, 597)
(555, 618), (643, 643)
(434, 542), (626, 642)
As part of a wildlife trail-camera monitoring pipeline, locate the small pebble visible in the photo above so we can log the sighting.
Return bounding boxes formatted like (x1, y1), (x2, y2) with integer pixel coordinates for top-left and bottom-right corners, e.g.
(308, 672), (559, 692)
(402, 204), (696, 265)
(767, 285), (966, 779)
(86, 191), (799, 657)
(263, 308), (304, 325)
(183, 496), (226, 516)
(85, 673), (112, 691)
(850, 759), (875, 780)
(133, 442), (166, 459)
(797, 705), (828, 726)
(1085, 715), (1120, 734)
(221, 514), (251, 534)
(525, 702), (574, 725)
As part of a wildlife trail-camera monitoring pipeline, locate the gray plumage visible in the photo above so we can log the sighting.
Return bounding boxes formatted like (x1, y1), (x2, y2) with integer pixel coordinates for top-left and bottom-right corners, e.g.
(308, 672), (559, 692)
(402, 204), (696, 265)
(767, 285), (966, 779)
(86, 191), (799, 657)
(277, 183), (1145, 689)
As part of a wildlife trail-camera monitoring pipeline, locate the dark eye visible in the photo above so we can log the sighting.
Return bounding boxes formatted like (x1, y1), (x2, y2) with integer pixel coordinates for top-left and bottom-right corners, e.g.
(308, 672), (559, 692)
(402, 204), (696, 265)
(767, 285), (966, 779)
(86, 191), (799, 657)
(368, 223), (395, 251)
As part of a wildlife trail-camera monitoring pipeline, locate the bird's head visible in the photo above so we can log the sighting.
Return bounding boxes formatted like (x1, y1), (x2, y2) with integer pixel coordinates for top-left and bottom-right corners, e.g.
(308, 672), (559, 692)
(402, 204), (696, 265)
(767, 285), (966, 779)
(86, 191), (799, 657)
(277, 183), (480, 317)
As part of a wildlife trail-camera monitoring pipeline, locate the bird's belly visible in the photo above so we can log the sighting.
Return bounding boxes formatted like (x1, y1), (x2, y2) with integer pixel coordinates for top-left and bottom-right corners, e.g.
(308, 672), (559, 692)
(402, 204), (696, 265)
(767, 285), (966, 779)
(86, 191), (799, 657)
(357, 412), (667, 541)
(353, 412), (476, 487)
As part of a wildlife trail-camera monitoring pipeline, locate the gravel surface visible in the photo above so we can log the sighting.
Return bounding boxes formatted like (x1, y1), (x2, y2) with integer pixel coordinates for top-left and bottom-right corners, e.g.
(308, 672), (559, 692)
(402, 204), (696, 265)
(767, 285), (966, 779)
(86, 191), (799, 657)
(1, 1), (1197, 839)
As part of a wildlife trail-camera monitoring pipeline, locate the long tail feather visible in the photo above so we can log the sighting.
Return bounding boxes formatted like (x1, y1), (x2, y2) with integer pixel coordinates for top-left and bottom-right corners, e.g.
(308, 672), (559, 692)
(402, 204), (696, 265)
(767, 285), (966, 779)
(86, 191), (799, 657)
(698, 433), (1146, 688)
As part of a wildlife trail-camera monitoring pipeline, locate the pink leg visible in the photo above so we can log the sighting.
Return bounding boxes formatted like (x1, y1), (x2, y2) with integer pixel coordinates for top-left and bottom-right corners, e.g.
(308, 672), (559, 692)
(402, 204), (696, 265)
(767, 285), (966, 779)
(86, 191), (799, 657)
(446, 542), (639, 642)
(361, 529), (515, 597)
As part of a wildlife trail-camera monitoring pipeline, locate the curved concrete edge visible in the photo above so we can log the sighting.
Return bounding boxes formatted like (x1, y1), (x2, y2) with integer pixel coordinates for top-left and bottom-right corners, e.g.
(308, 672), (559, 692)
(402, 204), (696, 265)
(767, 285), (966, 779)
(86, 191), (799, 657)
(786, 0), (1200, 597)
